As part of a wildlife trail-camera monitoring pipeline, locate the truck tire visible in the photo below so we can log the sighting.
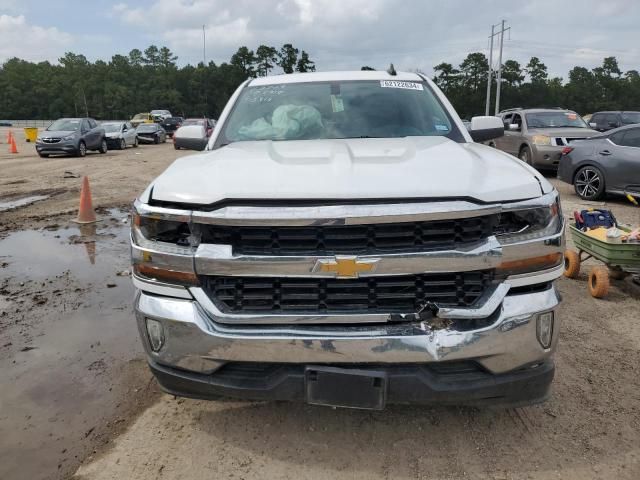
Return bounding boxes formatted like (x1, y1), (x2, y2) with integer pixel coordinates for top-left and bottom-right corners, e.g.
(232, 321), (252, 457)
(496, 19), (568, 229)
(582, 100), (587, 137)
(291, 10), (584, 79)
(574, 166), (605, 201)
(77, 141), (87, 157)
(518, 146), (533, 166)
(564, 250), (580, 279)
(589, 267), (610, 298)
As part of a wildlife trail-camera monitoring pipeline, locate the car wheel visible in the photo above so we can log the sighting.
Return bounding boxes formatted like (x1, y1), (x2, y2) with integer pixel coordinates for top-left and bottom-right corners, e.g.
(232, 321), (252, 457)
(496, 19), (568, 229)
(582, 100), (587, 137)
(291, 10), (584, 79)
(154, 136), (159, 145)
(133, 137), (138, 148)
(574, 166), (605, 200)
(38, 153), (49, 158)
(174, 143), (179, 150)
(99, 139), (108, 154)
(119, 138), (126, 150)
(77, 141), (87, 157)
(518, 146), (533, 166)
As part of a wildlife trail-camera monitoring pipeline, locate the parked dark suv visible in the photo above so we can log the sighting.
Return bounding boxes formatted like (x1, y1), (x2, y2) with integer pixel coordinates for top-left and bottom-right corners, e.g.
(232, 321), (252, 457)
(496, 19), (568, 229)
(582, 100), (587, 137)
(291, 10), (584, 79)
(160, 116), (184, 137)
(36, 118), (107, 158)
(589, 111), (640, 132)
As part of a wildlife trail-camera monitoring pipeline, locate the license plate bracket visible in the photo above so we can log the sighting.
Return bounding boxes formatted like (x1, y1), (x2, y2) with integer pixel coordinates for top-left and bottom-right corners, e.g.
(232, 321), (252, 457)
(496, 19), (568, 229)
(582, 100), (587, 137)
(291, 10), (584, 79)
(305, 366), (387, 410)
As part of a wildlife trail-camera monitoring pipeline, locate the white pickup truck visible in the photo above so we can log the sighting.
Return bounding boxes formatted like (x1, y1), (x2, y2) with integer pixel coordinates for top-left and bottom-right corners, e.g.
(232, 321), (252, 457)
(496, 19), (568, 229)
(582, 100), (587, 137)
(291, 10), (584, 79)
(131, 70), (564, 410)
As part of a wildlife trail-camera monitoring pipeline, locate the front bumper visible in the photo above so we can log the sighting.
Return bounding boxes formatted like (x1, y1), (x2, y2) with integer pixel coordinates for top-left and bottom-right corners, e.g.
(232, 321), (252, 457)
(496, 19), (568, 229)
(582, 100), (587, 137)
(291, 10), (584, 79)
(135, 284), (561, 406)
(175, 137), (207, 150)
(530, 145), (563, 169)
(35, 142), (77, 154)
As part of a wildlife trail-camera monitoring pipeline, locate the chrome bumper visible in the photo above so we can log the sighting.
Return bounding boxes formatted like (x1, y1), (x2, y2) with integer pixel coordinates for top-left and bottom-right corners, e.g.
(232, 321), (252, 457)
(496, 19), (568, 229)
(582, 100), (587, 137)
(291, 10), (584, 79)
(135, 284), (561, 376)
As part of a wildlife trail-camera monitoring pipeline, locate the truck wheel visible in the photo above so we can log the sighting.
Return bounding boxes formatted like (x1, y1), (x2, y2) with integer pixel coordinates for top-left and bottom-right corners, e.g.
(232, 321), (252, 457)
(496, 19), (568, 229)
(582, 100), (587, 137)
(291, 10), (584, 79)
(518, 146), (533, 166)
(564, 250), (580, 279)
(589, 267), (610, 298)
(77, 141), (87, 157)
(99, 139), (108, 154)
(574, 166), (605, 201)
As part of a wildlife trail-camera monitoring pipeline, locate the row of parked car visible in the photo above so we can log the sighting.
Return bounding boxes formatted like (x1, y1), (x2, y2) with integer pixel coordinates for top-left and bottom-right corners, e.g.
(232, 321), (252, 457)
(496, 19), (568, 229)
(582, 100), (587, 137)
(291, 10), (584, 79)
(486, 108), (640, 201)
(34, 114), (216, 158)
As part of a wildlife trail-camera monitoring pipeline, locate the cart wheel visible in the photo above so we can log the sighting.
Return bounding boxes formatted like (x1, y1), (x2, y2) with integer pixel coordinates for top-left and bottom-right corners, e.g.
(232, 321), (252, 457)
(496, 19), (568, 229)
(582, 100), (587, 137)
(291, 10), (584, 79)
(589, 267), (610, 298)
(564, 250), (581, 279)
(608, 267), (628, 280)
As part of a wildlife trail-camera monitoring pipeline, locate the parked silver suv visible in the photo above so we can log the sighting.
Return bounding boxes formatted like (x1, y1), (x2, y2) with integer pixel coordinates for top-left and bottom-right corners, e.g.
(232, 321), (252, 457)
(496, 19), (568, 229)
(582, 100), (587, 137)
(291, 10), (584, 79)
(490, 108), (598, 170)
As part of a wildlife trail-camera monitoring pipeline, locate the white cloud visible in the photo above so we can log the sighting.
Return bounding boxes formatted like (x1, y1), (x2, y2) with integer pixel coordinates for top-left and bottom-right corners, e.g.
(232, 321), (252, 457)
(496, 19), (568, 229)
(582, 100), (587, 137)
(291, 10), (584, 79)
(0, 15), (73, 63)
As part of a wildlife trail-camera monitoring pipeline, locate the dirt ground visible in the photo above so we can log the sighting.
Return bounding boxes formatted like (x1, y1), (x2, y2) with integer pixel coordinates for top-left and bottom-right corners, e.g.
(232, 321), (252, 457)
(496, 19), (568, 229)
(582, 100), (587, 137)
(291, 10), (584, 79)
(1, 126), (639, 480)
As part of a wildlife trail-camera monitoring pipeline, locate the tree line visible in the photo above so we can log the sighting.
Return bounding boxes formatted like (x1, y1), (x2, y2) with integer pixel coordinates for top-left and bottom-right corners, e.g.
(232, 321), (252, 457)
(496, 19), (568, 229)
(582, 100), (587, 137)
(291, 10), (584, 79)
(0, 44), (315, 120)
(432, 54), (640, 119)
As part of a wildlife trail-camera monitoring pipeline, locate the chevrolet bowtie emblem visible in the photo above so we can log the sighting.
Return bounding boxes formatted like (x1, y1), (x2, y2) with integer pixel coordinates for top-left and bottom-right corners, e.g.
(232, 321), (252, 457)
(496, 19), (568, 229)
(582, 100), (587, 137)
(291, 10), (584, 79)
(313, 256), (379, 279)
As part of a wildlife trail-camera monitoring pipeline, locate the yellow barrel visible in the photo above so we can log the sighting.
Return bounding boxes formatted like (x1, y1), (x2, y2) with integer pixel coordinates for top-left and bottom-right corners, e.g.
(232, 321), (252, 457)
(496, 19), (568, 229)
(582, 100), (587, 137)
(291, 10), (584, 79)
(24, 127), (38, 142)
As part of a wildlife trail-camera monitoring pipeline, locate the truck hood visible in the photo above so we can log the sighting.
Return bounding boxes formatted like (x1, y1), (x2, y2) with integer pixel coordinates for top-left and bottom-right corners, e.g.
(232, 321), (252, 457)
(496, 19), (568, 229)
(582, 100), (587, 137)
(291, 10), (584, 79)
(41, 130), (76, 138)
(528, 127), (599, 137)
(149, 137), (548, 205)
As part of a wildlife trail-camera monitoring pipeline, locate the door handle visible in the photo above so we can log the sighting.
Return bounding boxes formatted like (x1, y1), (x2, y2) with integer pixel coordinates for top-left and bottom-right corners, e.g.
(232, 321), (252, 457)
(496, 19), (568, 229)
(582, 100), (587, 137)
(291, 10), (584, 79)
(599, 150), (612, 156)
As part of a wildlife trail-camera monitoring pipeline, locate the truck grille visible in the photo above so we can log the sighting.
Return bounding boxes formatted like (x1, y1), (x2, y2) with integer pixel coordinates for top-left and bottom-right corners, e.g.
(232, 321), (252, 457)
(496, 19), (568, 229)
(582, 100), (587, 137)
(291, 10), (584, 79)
(200, 216), (498, 256)
(201, 270), (493, 314)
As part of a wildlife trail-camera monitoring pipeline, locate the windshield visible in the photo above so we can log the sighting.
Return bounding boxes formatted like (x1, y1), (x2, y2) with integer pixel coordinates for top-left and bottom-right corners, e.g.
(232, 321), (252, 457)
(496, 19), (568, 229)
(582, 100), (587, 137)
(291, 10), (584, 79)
(219, 80), (455, 144)
(102, 123), (121, 133)
(525, 111), (588, 129)
(621, 112), (640, 124)
(137, 124), (157, 132)
(48, 119), (81, 131)
(183, 119), (205, 126)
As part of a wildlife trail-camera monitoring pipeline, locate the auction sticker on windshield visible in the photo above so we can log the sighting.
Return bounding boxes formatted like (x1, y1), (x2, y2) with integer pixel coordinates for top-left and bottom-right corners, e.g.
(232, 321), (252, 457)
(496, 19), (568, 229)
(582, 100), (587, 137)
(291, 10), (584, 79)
(380, 80), (423, 90)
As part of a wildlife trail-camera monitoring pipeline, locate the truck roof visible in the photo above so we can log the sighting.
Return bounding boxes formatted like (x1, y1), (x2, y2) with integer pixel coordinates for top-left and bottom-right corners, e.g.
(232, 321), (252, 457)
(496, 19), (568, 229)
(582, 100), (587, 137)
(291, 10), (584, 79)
(249, 70), (423, 86)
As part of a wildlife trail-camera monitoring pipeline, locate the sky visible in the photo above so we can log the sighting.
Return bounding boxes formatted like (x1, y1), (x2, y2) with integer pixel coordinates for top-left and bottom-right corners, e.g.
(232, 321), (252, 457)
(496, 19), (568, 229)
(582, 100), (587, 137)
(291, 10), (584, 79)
(1, 0), (640, 79)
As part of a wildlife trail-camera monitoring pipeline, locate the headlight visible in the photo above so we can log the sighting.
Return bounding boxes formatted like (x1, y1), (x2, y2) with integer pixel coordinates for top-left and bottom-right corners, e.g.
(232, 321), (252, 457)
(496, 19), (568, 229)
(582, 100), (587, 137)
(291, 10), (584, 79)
(495, 193), (562, 245)
(132, 212), (196, 253)
(62, 135), (75, 141)
(531, 135), (551, 146)
(131, 209), (200, 286)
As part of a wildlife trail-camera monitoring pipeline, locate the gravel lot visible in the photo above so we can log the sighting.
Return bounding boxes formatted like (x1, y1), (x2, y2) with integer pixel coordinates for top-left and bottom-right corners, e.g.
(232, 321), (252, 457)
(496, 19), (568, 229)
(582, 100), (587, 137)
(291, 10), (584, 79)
(1, 126), (639, 480)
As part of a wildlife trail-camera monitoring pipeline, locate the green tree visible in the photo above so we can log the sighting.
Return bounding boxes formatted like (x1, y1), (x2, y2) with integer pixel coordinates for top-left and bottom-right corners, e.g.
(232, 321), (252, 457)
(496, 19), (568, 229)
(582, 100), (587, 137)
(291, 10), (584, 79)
(525, 57), (548, 83)
(277, 43), (299, 74)
(230, 46), (256, 77)
(296, 50), (315, 72)
(255, 45), (278, 76)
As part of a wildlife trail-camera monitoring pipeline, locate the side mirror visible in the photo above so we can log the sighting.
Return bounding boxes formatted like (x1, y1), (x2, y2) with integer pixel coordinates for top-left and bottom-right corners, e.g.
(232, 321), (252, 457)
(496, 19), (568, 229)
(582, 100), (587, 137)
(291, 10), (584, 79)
(589, 122), (597, 128)
(508, 123), (519, 131)
(469, 116), (504, 142)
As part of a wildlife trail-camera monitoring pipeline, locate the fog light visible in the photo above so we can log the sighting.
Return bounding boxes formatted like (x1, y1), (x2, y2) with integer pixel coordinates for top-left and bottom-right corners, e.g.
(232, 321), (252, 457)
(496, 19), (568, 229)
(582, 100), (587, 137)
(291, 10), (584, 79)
(536, 312), (554, 349)
(146, 318), (165, 352)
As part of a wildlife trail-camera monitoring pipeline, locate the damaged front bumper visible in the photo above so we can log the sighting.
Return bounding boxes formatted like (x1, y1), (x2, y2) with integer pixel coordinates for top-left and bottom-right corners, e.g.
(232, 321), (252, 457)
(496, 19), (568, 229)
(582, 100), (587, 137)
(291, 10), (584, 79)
(134, 283), (561, 407)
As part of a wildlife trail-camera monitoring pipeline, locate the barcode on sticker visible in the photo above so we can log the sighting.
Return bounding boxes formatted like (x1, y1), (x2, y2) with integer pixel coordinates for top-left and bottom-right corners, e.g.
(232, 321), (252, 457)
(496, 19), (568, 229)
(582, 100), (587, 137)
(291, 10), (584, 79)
(380, 80), (423, 90)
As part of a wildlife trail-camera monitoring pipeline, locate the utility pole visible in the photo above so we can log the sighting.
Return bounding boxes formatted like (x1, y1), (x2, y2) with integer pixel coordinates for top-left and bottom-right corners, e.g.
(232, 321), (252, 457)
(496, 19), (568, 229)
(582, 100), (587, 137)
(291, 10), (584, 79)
(202, 25), (206, 65)
(485, 24), (495, 116)
(494, 20), (510, 115)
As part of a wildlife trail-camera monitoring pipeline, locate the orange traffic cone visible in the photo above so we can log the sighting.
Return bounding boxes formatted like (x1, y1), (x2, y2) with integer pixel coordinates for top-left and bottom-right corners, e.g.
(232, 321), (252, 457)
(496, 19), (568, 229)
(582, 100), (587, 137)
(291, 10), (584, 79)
(9, 135), (18, 154)
(6, 130), (11, 144)
(73, 176), (97, 224)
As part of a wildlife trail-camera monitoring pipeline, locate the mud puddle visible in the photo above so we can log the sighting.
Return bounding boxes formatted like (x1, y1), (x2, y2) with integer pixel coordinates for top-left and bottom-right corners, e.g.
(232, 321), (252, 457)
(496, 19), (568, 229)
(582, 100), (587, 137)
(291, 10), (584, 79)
(0, 211), (158, 480)
(0, 194), (50, 212)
